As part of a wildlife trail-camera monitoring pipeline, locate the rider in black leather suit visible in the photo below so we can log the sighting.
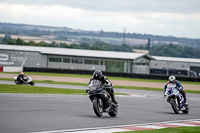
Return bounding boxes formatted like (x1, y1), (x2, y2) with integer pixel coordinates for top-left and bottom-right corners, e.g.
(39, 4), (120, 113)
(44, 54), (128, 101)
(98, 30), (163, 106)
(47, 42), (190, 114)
(88, 70), (118, 104)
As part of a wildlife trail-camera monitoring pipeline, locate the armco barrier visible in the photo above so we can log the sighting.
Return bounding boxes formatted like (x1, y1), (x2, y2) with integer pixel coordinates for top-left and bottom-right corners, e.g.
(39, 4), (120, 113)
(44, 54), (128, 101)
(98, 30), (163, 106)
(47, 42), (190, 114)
(1, 66), (22, 72)
(23, 67), (200, 82)
(0, 66), (3, 72)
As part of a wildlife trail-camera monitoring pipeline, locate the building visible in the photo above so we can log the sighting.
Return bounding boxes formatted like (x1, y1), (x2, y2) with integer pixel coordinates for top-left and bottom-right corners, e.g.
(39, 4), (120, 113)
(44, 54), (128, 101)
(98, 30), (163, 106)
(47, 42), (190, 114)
(0, 45), (153, 74)
(150, 56), (200, 77)
(1, 44), (200, 77)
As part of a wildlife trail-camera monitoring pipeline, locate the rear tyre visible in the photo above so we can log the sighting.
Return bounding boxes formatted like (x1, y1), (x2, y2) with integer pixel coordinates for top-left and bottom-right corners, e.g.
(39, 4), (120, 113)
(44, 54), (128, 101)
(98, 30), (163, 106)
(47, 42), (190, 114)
(108, 105), (118, 117)
(93, 98), (103, 117)
(182, 106), (189, 114)
(171, 98), (179, 114)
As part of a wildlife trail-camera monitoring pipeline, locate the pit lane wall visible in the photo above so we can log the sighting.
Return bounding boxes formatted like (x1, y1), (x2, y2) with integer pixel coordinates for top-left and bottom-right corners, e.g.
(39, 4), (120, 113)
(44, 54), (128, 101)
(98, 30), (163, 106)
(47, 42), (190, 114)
(0, 66), (23, 72)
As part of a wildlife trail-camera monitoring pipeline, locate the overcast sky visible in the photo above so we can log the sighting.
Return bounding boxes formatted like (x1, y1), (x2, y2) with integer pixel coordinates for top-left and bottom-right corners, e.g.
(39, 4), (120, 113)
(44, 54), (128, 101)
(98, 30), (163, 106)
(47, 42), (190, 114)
(0, 0), (200, 38)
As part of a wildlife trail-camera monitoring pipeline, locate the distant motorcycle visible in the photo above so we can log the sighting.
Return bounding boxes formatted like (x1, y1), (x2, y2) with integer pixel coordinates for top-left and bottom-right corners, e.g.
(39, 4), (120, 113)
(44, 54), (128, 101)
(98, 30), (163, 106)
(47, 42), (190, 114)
(14, 76), (35, 86)
(86, 79), (118, 117)
(164, 83), (189, 114)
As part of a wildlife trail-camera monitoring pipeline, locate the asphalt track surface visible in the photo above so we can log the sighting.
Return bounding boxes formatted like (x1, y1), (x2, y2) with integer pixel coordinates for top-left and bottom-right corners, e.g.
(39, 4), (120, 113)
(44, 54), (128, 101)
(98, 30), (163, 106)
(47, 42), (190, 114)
(0, 80), (200, 133)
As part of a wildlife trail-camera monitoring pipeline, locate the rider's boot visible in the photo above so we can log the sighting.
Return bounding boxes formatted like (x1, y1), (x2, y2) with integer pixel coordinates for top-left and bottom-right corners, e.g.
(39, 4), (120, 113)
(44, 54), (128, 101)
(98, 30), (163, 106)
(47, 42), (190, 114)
(184, 97), (189, 106)
(111, 95), (118, 104)
(180, 90), (188, 106)
(109, 87), (118, 104)
(183, 91), (189, 106)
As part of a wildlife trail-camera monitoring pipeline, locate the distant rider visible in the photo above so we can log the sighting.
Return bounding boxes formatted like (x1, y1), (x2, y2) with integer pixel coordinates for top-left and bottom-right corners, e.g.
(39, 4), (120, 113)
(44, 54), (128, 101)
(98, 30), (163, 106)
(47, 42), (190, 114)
(17, 72), (27, 83)
(88, 70), (118, 104)
(164, 75), (188, 105)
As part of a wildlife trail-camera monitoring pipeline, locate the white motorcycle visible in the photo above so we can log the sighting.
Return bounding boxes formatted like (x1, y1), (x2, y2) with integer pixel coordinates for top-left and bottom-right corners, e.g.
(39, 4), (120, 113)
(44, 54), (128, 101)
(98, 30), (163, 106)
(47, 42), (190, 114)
(14, 75), (35, 86)
(164, 83), (189, 114)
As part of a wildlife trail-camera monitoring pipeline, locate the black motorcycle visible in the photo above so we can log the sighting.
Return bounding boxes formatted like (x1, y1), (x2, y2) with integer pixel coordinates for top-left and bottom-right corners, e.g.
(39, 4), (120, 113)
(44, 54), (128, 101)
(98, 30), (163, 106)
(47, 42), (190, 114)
(86, 79), (118, 117)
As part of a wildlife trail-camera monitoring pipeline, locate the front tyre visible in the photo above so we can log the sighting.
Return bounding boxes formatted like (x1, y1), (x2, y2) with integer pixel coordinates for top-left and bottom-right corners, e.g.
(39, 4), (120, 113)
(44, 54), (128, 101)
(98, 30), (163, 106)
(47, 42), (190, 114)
(30, 82), (35, 86)
(108, 105), (118, 117)
(93, 98), (103, 117)
(14, 80), (21, 85)
(171, 98), (179, 114)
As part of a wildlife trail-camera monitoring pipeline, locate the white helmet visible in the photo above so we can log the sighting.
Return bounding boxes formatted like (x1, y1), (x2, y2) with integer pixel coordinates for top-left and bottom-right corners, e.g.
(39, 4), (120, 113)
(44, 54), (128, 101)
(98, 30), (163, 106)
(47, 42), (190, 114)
(169, 75), (176, 83)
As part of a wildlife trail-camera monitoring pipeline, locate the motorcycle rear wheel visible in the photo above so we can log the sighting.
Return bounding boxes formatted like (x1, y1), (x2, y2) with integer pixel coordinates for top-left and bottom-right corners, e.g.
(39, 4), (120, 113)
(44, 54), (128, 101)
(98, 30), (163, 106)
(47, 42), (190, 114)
(171, 98), (179, 114)
(108, 105), (118, 117)
(182, 106), (189, 114)
(30, 82), (35, 86)
(93, 98), (103, 117)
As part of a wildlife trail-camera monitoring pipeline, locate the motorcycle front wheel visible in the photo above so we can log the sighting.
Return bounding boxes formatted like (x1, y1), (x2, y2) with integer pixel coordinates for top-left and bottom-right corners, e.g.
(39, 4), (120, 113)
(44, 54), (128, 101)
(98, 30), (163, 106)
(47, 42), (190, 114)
(93, 98), (103, 117)
(14, 80), (21, 85)
(171, 98), (179, 114)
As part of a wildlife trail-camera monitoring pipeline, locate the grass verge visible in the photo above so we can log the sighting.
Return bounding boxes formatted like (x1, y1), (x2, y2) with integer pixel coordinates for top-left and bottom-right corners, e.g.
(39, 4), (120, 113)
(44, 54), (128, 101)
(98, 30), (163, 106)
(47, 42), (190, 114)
(116, 126), (200, 133)
(1, 78), (200, 94)
(1, 72), (200, 85)
(0, 84), (87, 95)
(114, 85), (200, 94)
(0, 84), (125, 95)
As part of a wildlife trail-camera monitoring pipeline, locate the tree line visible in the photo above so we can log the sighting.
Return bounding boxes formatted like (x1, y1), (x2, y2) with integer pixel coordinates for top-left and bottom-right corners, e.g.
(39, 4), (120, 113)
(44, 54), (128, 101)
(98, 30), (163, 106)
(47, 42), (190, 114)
(1, 34), (200, 59)
(1, 22), (200, 47)
(149, 43), (200, 58)
(0, 34), (133, 52)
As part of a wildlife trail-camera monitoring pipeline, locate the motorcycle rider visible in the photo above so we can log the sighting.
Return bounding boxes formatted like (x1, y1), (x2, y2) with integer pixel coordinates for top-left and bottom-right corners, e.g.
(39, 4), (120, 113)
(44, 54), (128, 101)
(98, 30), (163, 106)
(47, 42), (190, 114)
(164, 75), (188, 105)
(17, 72), (27, 83)
(87, 70), (118, 104)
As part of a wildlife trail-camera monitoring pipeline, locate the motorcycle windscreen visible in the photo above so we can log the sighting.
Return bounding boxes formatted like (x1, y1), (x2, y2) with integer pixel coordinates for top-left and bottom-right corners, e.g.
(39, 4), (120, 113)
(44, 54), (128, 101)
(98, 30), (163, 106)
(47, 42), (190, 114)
(167, 83), (177, 94)
(89, 80), (102, 91)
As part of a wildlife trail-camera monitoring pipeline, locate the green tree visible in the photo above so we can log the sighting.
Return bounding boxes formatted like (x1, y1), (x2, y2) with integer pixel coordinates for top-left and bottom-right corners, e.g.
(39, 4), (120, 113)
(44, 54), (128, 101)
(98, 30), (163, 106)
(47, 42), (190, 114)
(15, 37), (26, 45)
(80, 43), (90, 49)
(69, 43), (81, 49)
(2, 34), (12, 44)
(27, 40), (36, 46)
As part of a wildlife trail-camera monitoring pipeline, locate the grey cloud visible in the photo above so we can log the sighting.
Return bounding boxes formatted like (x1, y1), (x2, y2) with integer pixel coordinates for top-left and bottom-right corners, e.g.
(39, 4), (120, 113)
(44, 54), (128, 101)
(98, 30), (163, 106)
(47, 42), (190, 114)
(0, 0), (200, 14)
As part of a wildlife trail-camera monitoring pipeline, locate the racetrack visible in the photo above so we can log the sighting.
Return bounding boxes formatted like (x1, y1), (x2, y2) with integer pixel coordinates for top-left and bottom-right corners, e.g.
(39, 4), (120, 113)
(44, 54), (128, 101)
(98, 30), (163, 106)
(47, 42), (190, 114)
(0, 81), (200, 133)
(1, 73), (200, 90)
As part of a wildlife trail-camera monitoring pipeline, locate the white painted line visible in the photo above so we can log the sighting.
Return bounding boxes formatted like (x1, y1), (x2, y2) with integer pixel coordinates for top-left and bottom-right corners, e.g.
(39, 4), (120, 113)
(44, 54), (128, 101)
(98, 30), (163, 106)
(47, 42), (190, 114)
(136, 125), (165, 129)
(70, 128), (131, 133)
(31, 119), (200, 133)
(116, 94), (146, 97)
(168, 123), (197, 127)
(193, 121), (200, 123)
(31, 128), (131, 133)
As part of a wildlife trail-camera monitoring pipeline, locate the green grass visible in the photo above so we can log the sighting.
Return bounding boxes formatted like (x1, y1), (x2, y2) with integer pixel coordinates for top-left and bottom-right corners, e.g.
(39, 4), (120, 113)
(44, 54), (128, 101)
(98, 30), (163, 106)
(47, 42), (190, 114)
(0, 78), (13, 81)
(0, 84), (125, 95)
(115, 85), (200, 94)
(1, 78), (200, 94)
(1, 72), (200, 85)
(0, 84), (87, 95)
(35, 80), (88, 86)
(116, 126), (200, 133)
